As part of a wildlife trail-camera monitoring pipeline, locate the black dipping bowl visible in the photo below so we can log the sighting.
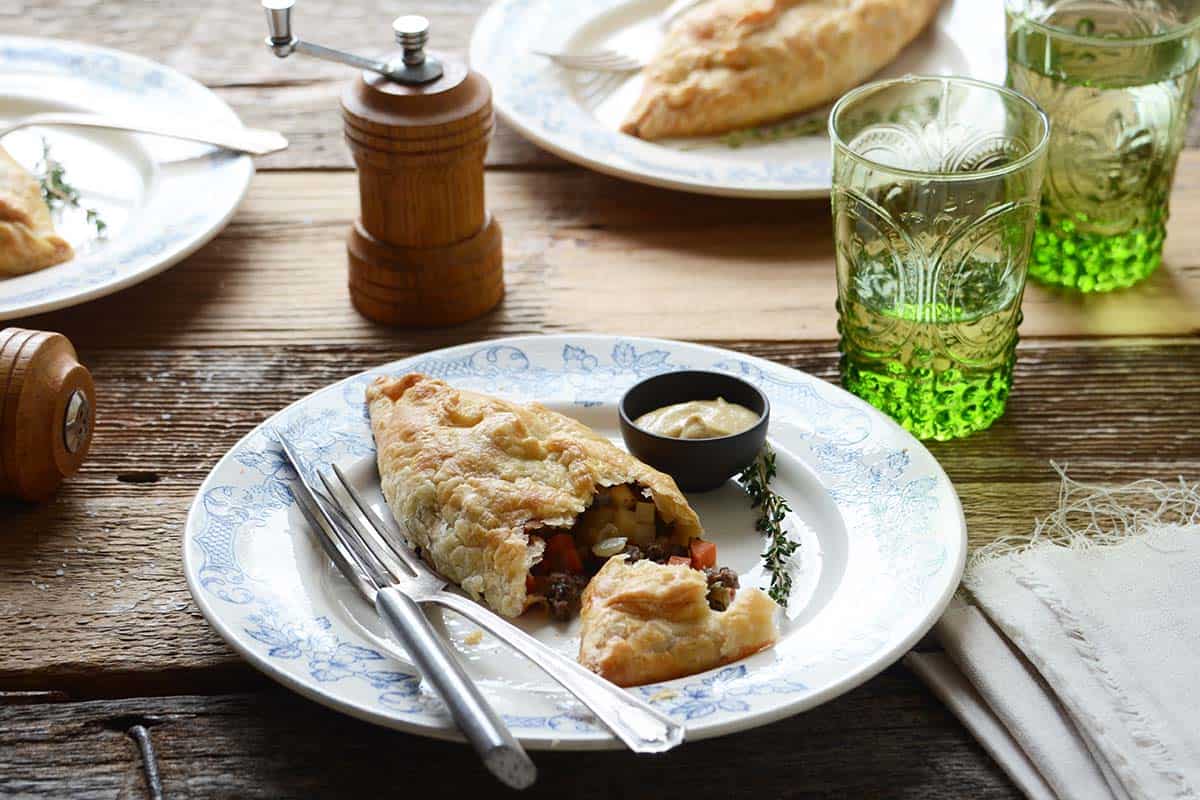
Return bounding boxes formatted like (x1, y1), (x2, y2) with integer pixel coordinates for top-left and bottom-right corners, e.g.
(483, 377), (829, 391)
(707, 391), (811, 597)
(619, 370), (769, 492)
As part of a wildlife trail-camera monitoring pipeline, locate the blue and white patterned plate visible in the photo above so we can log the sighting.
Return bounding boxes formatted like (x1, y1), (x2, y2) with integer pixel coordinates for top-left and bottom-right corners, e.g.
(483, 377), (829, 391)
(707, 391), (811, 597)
(184, 335), (966, 748)
(469, 0), (1005, 198)
(0, 38), (253, 319)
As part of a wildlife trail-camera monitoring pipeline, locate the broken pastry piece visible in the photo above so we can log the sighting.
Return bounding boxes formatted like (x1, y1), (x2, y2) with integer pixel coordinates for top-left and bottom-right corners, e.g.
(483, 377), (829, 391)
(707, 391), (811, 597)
(622, 0), (944, 140)
(579, 555), (778, 686)
(0, 145), (73, 277)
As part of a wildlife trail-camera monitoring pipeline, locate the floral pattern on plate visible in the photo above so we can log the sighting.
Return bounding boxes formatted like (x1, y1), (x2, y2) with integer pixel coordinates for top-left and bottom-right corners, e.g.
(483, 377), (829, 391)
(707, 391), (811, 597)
(184, 335), (966, 748)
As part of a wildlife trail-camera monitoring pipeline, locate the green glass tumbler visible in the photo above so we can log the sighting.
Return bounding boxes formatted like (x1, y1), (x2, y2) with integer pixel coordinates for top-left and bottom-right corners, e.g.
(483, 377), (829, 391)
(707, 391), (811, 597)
(1007, 0), (1200, 292)
(830, 76), (1050, 441)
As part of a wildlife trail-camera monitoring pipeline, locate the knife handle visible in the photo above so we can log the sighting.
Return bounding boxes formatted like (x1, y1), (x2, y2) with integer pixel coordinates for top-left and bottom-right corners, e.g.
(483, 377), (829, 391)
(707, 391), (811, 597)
(374, 586), (536, 790)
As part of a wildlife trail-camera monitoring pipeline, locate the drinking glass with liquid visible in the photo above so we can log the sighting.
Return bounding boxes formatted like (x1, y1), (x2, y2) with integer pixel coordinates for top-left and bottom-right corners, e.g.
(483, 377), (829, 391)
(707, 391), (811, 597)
(1007, 0), (1200, 292)
(829, 76), (1050, 441)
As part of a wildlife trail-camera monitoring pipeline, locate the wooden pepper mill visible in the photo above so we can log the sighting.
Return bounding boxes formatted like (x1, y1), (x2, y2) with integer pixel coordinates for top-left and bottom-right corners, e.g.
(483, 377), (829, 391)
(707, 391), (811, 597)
(262, 2), (503, 326)
(0, 328), (95, 502)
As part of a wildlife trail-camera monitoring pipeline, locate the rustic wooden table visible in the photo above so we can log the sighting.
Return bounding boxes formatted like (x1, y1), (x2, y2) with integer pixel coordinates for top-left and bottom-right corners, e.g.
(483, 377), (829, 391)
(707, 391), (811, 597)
(3, 2), (1198, 797)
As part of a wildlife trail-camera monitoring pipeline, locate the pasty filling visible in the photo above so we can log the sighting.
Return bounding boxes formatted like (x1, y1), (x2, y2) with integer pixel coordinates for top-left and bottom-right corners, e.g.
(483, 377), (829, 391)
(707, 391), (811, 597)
(527, 483), (737, 619)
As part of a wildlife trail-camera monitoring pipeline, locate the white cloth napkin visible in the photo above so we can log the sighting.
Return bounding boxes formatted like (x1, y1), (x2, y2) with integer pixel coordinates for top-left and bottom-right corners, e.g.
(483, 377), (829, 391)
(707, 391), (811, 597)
(913, 471), (1200, 800)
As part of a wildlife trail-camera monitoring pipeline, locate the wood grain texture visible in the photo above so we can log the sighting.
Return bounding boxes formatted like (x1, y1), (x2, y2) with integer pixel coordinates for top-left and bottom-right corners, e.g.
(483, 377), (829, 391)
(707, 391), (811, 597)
(15, 165), (1200, 345)
(0, 679), (1019, 799)
(0, 341), (1194, 694)
(5, 0), (1198, 171)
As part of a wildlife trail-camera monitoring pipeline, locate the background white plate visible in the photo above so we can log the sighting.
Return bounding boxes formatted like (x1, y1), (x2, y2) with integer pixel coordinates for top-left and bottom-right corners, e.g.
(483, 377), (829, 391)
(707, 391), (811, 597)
(470, 0), (1006, 198)
(184, 335), (966, 748)
(0, 37), (253, 319)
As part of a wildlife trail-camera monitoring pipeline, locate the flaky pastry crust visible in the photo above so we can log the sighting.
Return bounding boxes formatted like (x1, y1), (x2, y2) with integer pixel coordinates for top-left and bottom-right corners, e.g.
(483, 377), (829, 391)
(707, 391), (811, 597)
(622, 0), (943, 140)
(366, 373), (703, 618)
(0, 145), (73, 277)
(579, 556), (778, 686)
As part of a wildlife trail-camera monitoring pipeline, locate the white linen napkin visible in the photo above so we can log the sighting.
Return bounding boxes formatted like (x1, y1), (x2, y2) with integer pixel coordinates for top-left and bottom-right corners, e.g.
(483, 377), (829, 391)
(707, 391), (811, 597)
(915, 470), (1200, 800)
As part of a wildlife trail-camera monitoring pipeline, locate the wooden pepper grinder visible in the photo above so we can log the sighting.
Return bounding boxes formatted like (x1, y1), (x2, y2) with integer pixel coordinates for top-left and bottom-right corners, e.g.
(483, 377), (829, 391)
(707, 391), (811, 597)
(0, 328), (95, 502)
(262, 1), (503, 326)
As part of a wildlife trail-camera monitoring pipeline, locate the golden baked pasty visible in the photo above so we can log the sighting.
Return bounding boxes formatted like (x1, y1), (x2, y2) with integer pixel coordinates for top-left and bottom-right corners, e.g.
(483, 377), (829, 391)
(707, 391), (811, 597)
(366, 373), (705, 618)
(622, 0), (944, 140)
(0, 145), (73, 277)
(579, 556), (778, 686)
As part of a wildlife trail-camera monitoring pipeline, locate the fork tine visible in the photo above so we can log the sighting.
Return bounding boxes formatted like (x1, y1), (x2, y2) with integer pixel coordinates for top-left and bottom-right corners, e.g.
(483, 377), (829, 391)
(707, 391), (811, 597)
(290, 478), (378, 600)
(565, 53), (640, 71)
(318, 468), (415, 583)
(580, 71), (625, 106)
(533, 48), (642, 72)
(328, 463), (427, 576)
(278, 434), (390, 590)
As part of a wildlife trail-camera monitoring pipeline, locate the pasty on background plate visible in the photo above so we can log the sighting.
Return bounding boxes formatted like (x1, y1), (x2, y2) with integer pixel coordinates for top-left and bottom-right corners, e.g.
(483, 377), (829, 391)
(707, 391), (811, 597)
(0, 145), (73, 277)
(622, 0), (944, 140)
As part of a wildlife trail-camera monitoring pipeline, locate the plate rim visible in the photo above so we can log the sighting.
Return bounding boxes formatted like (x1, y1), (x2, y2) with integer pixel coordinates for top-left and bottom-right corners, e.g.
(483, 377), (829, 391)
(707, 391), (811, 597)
(467, 0), (830, 200)
(0, 35), (254, 320)
(468, 0), (1003, 200)
(183, 333), (966, 749)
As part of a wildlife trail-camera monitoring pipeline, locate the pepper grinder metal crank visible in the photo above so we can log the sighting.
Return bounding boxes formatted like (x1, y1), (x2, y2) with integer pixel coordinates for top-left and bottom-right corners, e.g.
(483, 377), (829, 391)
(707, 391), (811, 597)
(0, 328), (95, 502)
(261, 0), (503, 326)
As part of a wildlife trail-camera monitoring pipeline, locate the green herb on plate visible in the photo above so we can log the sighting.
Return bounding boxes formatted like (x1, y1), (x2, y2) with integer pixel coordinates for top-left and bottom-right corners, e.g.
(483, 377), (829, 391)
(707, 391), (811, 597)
(739, 444), (799, 605)
(677, 113), (827, 151)
(36, 139), (107, 238)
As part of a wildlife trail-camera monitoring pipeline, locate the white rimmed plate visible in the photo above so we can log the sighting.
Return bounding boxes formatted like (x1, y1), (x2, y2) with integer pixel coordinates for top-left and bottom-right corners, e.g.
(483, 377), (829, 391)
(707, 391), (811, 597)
(184, 335), (966, 748)
(0, 37), (254, 319)
(469, 0), (1006, 198)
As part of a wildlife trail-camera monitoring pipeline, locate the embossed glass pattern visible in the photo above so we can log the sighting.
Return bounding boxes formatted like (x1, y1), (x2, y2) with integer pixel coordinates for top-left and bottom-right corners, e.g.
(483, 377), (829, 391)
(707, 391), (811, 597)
(830, 76), (1050, 441)
(1007, 0), (1200, 292)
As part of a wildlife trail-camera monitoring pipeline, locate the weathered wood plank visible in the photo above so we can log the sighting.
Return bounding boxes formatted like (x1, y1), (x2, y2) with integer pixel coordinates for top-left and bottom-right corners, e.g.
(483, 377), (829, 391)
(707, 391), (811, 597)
(1, 0), (486, 87)
(0, 0), (555, 170)
(0, 340), (1194, 692)
(7, 0), (1200, 170)
(16, 166), (1200, 345)
(0, 481), (1167, 693)
(215, 83), (564, 171)
(5, 340), (1196, 497)
(0, 679), (1019, 799)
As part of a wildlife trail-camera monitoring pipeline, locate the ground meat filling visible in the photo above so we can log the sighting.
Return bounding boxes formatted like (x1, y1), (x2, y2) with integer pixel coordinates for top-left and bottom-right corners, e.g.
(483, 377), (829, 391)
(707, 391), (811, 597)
(623, 540), (688, 564)
(529, 483), (740, 617)
(544, 572), (589, 621)
(704, 566), (739, 612)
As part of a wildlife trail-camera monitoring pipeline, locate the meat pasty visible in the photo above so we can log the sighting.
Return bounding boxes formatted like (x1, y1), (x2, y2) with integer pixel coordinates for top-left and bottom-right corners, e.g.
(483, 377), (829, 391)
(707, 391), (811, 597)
(622, 0), (943, 140)
(367, 373), (707, 618)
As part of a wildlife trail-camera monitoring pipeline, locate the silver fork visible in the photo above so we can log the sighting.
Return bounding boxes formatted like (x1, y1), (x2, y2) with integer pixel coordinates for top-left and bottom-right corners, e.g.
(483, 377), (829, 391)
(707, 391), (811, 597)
(534, 0), (703, 72)
(278, 439), (686, 755)
(281, 438), (536, 790)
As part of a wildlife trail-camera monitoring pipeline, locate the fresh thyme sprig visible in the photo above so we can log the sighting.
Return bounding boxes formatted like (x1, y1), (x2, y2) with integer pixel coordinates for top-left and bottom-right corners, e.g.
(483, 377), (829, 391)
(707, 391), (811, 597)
(739, 444), (799, 606)
(36, 139), (106, 238)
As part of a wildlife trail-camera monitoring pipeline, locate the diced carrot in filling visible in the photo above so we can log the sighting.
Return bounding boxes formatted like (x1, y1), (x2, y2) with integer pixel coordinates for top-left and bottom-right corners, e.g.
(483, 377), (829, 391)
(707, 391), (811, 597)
(689, 539), (717, 570)
(545, 533), (583, 574)
(668, 555), (691, 566)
